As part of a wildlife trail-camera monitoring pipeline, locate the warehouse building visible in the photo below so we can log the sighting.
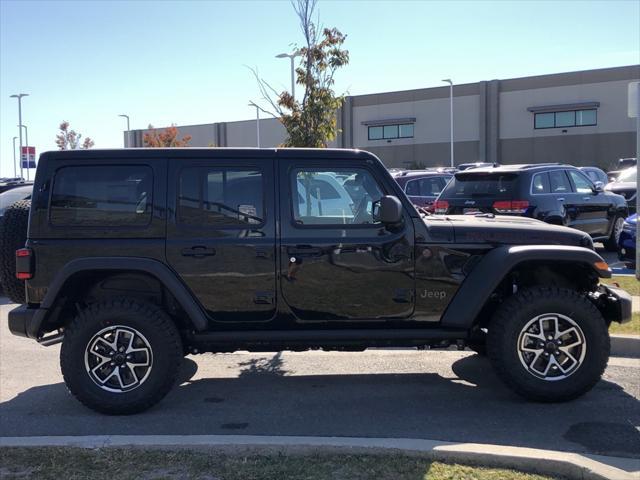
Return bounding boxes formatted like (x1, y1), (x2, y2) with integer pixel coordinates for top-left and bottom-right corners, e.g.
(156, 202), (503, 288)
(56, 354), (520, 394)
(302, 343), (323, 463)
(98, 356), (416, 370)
(125, 64), (639, 170)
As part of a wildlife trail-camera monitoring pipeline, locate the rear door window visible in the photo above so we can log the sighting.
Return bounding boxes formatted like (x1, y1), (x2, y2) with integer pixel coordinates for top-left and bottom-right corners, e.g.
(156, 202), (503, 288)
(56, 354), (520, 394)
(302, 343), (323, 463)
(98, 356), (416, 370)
(178, 167), (264, 226)
(50, 165), (152, 226)
(548, 170), (572, 193)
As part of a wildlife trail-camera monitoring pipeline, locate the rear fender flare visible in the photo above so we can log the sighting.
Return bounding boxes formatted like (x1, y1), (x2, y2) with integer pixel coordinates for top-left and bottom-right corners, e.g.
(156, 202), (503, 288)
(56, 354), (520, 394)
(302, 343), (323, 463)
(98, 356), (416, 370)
(38, 257), (208, 332)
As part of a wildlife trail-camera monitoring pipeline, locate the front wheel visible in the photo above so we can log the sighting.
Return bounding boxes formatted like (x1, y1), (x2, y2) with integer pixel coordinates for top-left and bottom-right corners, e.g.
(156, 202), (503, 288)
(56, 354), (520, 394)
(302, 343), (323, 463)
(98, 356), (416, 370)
(487, 287), (609, 402)
(60, 298), (183, 414)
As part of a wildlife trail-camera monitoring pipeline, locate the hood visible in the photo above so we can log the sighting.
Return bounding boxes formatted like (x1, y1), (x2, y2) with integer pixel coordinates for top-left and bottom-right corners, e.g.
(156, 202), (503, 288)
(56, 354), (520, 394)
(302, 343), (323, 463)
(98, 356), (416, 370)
(438, 214), (593, 248)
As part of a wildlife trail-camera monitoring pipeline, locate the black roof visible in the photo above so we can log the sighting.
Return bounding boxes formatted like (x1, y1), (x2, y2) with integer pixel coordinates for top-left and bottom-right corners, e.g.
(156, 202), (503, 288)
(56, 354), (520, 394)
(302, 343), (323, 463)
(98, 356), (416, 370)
(39, 148), (380, 162)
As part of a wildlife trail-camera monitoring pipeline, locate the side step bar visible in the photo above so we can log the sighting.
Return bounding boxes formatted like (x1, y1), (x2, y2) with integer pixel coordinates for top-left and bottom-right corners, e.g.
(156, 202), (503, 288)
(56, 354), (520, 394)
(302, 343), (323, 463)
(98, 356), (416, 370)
(187, 328), (467, 344)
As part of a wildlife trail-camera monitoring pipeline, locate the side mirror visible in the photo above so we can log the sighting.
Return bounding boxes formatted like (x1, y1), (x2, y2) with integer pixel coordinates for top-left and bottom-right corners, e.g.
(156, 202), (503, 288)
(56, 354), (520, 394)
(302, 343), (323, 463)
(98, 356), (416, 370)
(593, 181), (604, 193)
(373, 195), (403, 225)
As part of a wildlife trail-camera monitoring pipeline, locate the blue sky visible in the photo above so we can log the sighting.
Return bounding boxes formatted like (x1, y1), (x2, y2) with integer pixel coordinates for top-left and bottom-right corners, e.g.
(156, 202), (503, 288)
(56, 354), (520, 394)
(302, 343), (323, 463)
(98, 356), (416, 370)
(1, 0), (639, 177)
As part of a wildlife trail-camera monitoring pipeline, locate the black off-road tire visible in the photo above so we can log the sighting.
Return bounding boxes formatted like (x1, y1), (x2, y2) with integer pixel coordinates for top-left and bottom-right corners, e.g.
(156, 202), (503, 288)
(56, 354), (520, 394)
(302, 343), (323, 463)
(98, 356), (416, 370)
(487, 287), (609, 402)
(0, 199), (31, 303)
(60, 298), (183, 414)
(603, 215), (624, 252)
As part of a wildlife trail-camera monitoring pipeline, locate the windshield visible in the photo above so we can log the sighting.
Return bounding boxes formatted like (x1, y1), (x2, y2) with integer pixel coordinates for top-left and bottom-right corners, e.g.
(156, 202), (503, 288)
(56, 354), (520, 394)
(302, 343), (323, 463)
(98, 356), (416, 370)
(617, 168), (637, 183)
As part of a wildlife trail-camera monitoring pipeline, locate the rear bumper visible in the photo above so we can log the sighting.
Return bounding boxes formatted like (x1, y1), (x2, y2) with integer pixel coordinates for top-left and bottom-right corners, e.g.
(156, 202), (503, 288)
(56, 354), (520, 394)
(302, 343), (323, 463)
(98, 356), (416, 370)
(594, 284), (633, 324)
(8, 305), (47, 339)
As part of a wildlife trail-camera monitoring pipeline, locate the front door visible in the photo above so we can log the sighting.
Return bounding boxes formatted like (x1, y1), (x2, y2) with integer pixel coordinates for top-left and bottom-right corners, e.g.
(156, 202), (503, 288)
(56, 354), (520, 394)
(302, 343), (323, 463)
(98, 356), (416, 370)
(278, 159), (415, 322)
(566, 169), (610, 237)
(166, 157), (277, 323)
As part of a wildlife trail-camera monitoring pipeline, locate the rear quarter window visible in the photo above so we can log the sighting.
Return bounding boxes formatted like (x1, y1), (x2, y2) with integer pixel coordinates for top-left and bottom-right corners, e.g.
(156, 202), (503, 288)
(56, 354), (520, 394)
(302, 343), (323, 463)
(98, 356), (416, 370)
(440, 173), (519, 199)
(50, 165), (152, 227)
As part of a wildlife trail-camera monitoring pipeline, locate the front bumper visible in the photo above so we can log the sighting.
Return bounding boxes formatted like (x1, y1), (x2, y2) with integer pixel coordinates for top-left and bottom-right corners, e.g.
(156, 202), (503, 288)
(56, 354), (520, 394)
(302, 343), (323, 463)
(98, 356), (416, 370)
(593, 284), (633, 324)
(8, 304), (47, 339)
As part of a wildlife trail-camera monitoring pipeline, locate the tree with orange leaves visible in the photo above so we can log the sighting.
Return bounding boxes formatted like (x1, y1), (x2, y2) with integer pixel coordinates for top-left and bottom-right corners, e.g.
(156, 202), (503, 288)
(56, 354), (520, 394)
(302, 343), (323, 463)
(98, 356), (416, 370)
(143, 124), (192, 147)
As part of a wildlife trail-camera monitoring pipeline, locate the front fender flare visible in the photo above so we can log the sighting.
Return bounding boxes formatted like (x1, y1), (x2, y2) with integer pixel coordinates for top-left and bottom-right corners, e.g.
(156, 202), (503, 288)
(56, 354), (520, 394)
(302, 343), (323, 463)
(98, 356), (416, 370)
(439, 245), (610, 329)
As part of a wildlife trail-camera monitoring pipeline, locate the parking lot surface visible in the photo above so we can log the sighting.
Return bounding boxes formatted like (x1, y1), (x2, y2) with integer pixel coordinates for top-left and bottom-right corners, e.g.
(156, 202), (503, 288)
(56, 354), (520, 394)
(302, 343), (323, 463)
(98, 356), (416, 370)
(1, 299), (638, 459)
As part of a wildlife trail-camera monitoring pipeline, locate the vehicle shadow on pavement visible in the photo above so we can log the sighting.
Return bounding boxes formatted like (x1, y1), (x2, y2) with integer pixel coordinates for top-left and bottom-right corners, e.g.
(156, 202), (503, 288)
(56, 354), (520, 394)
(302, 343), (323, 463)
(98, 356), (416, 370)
(1, 354), (639, 460)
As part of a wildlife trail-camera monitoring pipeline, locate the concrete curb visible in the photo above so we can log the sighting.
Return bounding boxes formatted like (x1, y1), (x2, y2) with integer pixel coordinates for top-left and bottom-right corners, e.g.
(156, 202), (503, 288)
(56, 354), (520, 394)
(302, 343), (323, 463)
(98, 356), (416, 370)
(1, 435), (638, 480)
(611, 334), (640, 358)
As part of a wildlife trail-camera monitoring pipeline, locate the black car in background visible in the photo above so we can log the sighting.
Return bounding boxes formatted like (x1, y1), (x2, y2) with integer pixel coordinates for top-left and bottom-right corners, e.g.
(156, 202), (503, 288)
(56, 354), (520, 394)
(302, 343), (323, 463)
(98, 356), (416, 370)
(605, 167), (636, 213)
(434, 164), (628, 250)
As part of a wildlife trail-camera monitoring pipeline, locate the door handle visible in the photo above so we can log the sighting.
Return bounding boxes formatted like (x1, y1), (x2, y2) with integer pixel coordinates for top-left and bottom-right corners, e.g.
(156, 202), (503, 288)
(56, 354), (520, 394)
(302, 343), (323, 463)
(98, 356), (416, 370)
(557, 198), (565, 202)
(582, 197), (592, 201)
(181, 246), (216, 258)
(287, 246), (323, 257)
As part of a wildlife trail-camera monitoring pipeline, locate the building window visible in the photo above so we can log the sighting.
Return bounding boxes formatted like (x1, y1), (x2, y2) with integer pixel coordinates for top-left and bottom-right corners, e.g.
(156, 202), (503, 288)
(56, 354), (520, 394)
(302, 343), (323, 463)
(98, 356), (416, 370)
(534, 109), (597, 129)
(368, 123), (414, 140)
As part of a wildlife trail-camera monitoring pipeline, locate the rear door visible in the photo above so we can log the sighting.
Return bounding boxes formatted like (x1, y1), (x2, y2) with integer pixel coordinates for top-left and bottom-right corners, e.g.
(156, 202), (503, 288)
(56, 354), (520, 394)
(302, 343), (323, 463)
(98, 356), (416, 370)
(440, 172), (519, 214)
(278, 158), (415, 322)
(166, 157), (277, 323)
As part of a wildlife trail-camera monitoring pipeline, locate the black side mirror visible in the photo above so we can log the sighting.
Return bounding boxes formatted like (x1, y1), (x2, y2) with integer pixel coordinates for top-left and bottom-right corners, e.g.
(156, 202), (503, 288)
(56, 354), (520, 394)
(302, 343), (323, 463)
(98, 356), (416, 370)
(373, 195), (403, 224)
(593, 181), (604, 193)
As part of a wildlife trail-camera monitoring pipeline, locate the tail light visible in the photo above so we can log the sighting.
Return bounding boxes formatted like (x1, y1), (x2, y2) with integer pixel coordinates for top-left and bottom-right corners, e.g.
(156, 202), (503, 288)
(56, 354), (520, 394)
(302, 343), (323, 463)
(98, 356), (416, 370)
(15, 248), (33, 280)
(492, 200), (530, 214)
(434, 200), (449, 214)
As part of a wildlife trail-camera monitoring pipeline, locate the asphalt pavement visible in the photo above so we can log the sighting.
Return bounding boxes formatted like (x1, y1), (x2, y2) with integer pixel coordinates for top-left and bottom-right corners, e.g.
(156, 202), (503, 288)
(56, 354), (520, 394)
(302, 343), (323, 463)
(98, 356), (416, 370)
(1, 299), (638, 460)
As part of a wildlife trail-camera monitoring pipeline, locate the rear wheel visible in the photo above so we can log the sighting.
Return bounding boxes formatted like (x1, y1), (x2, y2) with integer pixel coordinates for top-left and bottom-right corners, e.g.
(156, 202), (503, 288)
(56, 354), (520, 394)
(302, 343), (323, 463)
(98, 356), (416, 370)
(604, 215), (624, 252)
(0, 200), (31, 303)
(487, 287), (609, 402)
(60, 298), (183, 414)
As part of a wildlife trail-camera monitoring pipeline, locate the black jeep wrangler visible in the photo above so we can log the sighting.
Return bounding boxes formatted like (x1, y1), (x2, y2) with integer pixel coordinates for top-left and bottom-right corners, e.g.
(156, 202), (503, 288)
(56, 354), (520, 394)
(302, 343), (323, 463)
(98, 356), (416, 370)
(8, 148), (632, 414)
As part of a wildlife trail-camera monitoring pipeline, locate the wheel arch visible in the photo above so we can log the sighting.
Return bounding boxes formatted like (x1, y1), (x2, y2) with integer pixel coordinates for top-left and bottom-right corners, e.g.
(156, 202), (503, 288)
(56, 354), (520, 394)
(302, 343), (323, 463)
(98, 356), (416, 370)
(34, 257), (208, 336)
(440, 246), (610, 330)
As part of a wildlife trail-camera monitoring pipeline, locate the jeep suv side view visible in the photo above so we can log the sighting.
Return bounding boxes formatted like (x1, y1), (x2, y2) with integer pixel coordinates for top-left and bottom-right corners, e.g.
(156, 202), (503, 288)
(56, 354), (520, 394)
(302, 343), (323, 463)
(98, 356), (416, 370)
(8, 149), (632, 414)
(434, 164), (628, 250)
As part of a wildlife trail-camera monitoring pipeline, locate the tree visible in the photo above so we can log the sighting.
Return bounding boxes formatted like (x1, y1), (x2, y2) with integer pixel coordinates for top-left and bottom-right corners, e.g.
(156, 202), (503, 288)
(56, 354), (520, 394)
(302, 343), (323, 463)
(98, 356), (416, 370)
(55, 121), (94, 150)
(252, 0), (349, 147)
(143, 124), (192, 147)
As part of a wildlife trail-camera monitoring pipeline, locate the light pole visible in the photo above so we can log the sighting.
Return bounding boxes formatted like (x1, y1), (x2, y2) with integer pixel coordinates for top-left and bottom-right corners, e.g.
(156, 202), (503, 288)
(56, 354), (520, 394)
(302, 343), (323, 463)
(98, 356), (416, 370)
(19, 124), (30, 180)
(276, 51), (301, 101)
(248, 102), (260, 147)
(442, 79), (454, 167)
(10, 93), (28, 179)
(119, 114), (131, 147)
(12, 136), (17, 178)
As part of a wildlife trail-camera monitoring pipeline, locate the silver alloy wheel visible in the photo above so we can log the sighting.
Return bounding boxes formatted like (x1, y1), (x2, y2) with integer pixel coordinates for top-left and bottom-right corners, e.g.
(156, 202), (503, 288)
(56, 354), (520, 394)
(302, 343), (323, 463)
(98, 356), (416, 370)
(517, 313), (586, 381)
(613, 217), (625, 243)
(84, 326), (153, 393)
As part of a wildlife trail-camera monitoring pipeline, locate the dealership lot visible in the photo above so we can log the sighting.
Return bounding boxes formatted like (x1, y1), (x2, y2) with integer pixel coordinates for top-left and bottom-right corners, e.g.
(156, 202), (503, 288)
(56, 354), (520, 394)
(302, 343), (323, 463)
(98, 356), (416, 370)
(1, 299), (638, 460)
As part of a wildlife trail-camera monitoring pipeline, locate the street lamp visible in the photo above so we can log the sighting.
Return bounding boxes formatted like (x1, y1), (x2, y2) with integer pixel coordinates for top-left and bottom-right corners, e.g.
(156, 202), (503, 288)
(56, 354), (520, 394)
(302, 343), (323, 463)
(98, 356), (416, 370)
(442, 79), (454, 168)
(248, 102), (260, 148)
(10, 93), (28, 179)
(12, 136), (17, 178)
(275, 51), (301, 101)
(119, 114), (131, 147)
(18, 124), (30, 180)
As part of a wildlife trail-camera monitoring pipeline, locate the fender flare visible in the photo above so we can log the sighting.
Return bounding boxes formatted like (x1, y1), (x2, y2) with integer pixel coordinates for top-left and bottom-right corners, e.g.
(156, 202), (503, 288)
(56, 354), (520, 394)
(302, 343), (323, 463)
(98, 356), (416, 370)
(36, 257), (208, 333)
(439, 245), (610, 329)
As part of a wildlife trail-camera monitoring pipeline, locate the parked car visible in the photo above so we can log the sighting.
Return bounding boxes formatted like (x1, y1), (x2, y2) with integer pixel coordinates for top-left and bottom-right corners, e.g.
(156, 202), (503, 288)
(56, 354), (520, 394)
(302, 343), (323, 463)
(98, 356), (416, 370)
(7, 148), (631, 414)
(457, 162), (498, 171)
(434, 164), (628, 250)
(0, 178), (30, 194)
(0, 185), (32, 218)
(392, 170), (452, 210)
(605, 167), (636, 213)
(618, 213), (636, 266)
(579, 167), (608, 186)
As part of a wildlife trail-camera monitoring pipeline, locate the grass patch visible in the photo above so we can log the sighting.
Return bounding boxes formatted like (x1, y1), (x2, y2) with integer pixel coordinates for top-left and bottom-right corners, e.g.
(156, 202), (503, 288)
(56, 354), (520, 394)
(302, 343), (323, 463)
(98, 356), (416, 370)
(610, 312), (640, 335)
(601, 276), (639, 296)
(0, 447), (558, 480)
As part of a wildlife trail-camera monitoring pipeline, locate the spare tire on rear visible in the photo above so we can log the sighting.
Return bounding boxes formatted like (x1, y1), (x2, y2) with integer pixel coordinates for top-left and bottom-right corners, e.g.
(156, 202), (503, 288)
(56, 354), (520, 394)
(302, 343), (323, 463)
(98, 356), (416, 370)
(0, 199), (31, 304)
